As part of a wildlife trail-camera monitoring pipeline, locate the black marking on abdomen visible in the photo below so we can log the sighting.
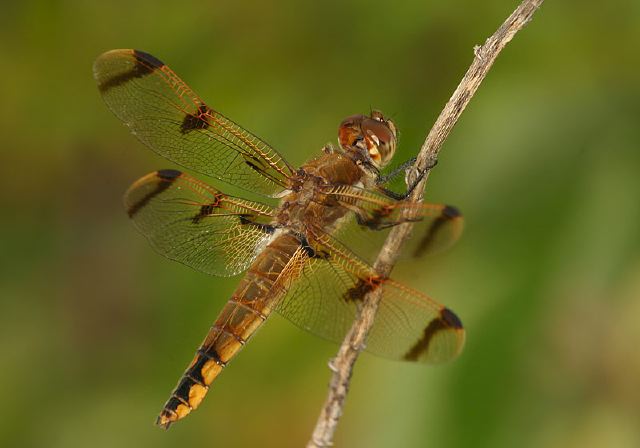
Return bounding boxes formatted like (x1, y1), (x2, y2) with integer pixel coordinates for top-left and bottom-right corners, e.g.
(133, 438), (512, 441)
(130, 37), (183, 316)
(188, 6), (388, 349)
(185, 355), (209, 385)
(403, 307), (463, 361)
(413, 205), (461, 257)
(198, 348), (226, 367)
(297, 234), (330, 259)
(173, 377), (197, 405)
(181, 104), (211, 134)
(163, 397), (182, 413)
(98, 50), (164, 93)
(127, 170), (180, 218)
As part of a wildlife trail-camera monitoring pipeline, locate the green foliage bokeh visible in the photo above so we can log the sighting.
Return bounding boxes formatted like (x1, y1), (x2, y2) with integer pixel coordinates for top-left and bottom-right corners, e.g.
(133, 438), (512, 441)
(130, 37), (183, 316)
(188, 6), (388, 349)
(1, 1), (639, 447)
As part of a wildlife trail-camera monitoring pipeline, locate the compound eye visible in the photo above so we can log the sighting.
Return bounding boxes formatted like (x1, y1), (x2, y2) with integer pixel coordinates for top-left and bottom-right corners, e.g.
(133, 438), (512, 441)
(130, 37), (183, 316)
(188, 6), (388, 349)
(362, 119), (397, 167)
(338, 114), (366, 150)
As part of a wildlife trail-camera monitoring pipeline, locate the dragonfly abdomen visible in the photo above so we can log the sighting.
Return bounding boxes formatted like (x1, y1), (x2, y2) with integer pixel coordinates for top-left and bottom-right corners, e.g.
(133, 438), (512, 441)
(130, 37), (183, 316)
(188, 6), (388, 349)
(156, 233), (303, 428)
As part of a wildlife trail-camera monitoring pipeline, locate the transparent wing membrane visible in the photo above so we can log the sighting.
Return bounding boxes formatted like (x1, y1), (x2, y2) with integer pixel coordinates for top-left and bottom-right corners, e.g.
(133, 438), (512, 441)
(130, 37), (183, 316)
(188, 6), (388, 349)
(276, 230), (464, 363)
(96, 50), (465, 430)
(124, 169), (275, 277)
(94, 49), (294, 196)
(324, 185), (464, 264)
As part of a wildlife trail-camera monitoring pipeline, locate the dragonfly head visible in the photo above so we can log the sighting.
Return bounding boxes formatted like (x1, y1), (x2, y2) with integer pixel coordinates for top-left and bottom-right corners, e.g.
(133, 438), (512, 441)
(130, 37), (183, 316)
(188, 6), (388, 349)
(338, 110), (397, 169)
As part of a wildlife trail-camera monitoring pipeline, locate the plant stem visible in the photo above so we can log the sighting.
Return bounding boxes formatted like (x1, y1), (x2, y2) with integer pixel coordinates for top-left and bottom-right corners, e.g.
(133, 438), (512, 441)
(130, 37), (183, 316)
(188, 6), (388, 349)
(307, 1), (545, 446)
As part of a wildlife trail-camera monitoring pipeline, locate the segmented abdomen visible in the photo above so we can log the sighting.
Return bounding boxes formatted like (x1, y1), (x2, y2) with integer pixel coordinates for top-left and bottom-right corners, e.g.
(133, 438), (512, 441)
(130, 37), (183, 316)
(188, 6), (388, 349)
(157, 233), (302, 428)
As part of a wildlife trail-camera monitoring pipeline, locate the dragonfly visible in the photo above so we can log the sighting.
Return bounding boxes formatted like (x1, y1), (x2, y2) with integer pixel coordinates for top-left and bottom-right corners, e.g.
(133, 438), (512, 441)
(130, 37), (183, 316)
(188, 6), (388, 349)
(94, 49), (465, 429)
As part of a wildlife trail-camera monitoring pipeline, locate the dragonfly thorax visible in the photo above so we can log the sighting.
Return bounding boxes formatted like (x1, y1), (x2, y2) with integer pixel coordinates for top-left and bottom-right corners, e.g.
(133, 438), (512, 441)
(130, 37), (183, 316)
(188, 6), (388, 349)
(274, 151), (365, 237)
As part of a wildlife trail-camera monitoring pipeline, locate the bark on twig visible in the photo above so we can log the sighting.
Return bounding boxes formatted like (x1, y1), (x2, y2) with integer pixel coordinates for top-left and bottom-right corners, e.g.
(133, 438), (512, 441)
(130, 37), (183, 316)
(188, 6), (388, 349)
(307, 1), (544, 446)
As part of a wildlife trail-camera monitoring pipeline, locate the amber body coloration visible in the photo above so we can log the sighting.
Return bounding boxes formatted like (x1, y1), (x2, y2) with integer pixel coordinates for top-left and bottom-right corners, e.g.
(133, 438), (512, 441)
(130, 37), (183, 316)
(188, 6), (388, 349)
(158, 130), (388, 426)
(94, 49), (465, 428)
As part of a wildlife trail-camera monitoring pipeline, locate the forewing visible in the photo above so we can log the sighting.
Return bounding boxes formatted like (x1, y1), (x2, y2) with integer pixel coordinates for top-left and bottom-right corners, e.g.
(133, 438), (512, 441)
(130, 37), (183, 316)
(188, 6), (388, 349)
(325, 185), (463, 264)
(94, 49), (294, 196)
(275, 232), (464, 363)
(124, 169), (275, 277)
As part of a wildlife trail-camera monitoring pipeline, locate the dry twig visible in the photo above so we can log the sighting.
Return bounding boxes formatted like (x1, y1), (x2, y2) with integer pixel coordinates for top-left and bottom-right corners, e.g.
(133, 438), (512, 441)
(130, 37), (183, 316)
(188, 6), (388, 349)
(307, 1), (544, 446)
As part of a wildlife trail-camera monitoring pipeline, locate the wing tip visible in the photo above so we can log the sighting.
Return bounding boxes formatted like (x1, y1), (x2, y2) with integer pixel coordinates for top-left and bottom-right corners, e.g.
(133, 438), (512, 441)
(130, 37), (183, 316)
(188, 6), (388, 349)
(132, 49), (165, 69)
(403, 306), (465, 364)
(93, 49), (129, 78)
(442, 205), (462, 220)
(441, 307), (463, 329)
(156, 168), (183, 180)
(124, 169), (181, 218)
(94, 48), (165, 66)
(93, 49), (165, 93)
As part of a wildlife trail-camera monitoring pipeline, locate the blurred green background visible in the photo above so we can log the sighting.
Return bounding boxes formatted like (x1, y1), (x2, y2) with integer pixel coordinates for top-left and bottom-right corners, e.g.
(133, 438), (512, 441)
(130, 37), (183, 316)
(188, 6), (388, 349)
(2, 1), (639, 447)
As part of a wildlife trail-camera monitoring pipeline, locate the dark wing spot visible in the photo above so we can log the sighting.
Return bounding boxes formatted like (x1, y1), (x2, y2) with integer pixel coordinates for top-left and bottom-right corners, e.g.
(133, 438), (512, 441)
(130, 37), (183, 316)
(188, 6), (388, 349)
(358, 205), (395, 230)
(133, 49), (165, 68)
(181, 104), (211, 134)
(98, 50), (164, 93)
(237, 214), (275, 234)
(238, 215), (253, 226)
(192, 204), (215, 224)
(442, 205), (461, 219)
(440, 307), (463, 329)
(344, 276), (383, 303)
(245, 160), (263, 172)
(157, 168), (182, 180)
(191, 193), (225, 224)
(403, 307), (464, 361)
(413, 205), (461, 257)
(127, 171), (178, 218)
(243, 154), (290, 188)
(243, 153), (271, 173)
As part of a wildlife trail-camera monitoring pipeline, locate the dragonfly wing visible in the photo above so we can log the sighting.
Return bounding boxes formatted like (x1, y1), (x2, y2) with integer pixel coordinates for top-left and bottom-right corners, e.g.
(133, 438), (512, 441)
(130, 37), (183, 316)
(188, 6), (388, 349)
(124, 169), (276, 277)
(275, 230), (464, 363)
(323, 185), (463, 265)
(94, 49), (294, 196)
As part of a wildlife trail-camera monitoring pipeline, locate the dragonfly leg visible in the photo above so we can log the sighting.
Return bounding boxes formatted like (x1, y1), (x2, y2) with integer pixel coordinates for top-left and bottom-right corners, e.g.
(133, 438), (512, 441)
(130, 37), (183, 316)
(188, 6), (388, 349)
(376, 157), (416, 186)
(376, 156), (438, 200)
